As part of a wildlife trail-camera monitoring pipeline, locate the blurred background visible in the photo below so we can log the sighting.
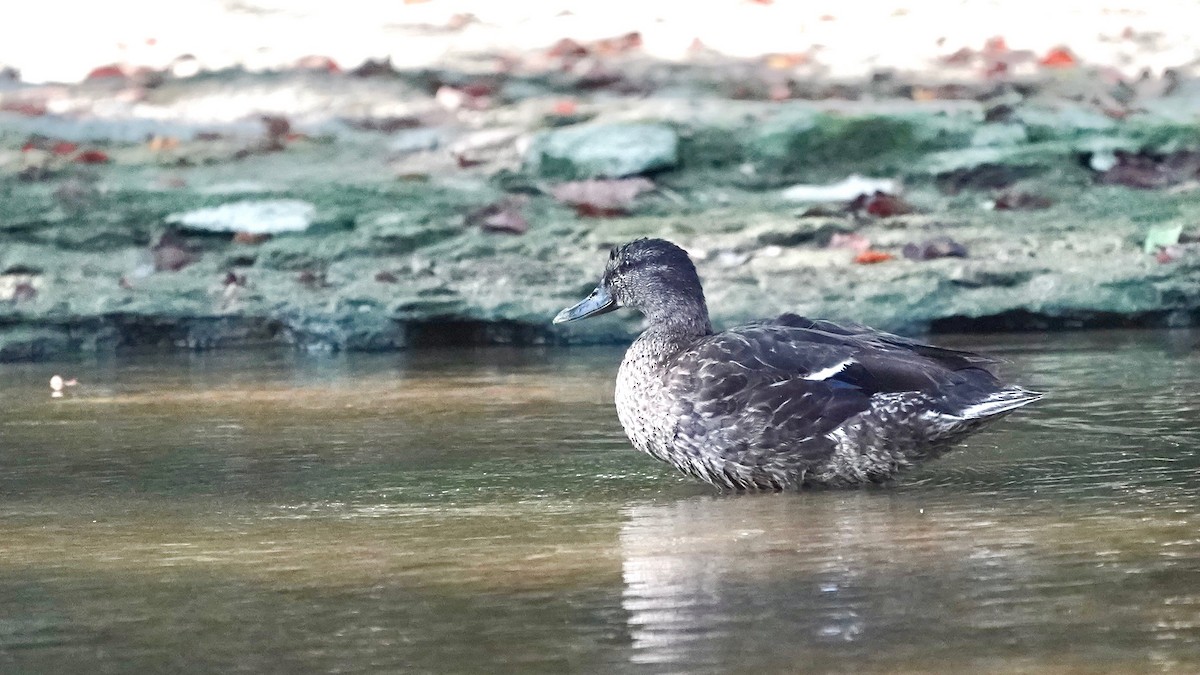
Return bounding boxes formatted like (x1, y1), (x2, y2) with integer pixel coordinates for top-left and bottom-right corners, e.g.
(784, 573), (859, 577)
(2, 0), (1199, 359)
(4, 5), (1200, 673)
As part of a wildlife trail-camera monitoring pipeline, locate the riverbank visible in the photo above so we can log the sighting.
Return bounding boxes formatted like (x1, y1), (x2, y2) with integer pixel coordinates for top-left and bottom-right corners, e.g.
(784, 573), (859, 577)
(2, 2), (1199, 359)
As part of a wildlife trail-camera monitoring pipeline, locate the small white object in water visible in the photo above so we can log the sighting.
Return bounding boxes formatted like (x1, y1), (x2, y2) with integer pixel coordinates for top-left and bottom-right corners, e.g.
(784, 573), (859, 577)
(167, 200), (316, 234)
(49, 374), (78, 398)
(781, 175), (899, 203)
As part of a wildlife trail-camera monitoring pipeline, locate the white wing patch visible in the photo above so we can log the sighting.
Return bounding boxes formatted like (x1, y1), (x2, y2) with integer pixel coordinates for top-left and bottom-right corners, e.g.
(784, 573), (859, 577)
(803, 358), (854, 381)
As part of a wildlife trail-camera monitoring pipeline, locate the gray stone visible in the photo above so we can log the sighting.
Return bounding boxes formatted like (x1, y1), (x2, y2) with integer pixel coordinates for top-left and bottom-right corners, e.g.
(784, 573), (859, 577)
(525, 123), (678, 179)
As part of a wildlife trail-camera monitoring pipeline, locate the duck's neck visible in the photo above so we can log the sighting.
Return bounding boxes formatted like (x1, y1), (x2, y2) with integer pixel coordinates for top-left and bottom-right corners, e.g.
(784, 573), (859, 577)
(634, 304), (713, 363)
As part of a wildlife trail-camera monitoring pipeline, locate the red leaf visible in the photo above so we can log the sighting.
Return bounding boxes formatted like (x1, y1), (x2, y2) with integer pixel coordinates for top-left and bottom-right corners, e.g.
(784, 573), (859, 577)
(854, 250), (894, 264)
(847, 191), (913, 218)
(86, 64), (126, 80)
(51, 141), (79, 156)
(1040, 47), (1077, 68)
(74, 150), (109, 164)
(295, 55), (341, 73)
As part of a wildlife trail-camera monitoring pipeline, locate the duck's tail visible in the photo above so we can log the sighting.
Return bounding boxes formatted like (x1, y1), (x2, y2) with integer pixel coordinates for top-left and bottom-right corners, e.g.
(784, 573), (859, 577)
(956, 386), (1044, 421)
(924, 386), (1042, 442)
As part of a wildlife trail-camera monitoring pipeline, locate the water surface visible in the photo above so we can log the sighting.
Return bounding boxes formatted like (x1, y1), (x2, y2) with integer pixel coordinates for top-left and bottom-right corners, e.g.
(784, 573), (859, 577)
(2, 331), (1199, 673)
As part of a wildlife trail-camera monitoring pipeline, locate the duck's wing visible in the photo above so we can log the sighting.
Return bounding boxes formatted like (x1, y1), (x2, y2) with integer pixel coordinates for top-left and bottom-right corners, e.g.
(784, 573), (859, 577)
(660, 323), (1007, 487)
(768, 313), (1001, 371)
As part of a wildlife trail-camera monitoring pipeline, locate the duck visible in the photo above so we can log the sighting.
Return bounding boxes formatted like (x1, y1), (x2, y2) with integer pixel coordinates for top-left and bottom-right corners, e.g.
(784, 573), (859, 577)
(553, 238), (1041, 491)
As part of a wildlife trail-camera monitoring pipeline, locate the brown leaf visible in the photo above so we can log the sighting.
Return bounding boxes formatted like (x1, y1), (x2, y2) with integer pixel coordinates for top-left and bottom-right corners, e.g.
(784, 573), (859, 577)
(468, 196), (529, 234)
(847, 191), (913, 217)
(549, 178), (654, 217)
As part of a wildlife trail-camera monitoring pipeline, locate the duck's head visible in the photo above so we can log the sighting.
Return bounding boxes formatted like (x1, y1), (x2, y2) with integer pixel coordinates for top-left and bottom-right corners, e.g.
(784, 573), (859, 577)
(553, 238), (710, 331)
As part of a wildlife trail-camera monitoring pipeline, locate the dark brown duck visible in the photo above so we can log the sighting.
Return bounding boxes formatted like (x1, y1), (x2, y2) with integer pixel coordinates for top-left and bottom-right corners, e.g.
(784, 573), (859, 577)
(554, 238), (1041, 491)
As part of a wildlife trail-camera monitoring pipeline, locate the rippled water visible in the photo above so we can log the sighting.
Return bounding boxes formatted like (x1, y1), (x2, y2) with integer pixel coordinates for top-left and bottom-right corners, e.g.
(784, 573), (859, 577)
(2, 330), (1198, 673)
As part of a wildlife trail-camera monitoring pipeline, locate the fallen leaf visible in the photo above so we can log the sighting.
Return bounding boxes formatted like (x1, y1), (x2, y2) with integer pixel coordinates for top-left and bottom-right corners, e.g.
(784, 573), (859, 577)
(51, 141), (78, 156)
(295, 55), (341, 73)
(902, 237), (968, 261)
(549, 178), (654, 217)
(86, 64), (126, 80)
(854, 250), (894, 264)
(848, 191), (913, 217)
(74, 149), (109, 164)
(467, 196), (529, 234)
(1040, 47), (1077, 68)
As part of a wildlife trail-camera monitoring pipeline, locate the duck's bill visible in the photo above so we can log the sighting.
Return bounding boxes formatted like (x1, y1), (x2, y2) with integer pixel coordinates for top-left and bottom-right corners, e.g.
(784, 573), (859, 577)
(553, 285), (617, 323)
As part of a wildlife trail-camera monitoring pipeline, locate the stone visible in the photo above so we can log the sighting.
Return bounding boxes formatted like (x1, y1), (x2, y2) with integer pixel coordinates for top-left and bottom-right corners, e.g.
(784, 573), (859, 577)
(524, 123), (678, 179)
(167, 200), (316, 235)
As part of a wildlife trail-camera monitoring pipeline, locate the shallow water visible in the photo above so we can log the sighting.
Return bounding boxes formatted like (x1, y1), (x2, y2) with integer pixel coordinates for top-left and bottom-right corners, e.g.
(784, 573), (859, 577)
(1, 330), (1198, 673)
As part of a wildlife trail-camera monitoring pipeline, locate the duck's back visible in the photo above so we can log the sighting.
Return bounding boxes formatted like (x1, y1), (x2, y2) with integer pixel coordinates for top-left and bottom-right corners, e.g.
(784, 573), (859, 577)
(627, 315), (1038, 490)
